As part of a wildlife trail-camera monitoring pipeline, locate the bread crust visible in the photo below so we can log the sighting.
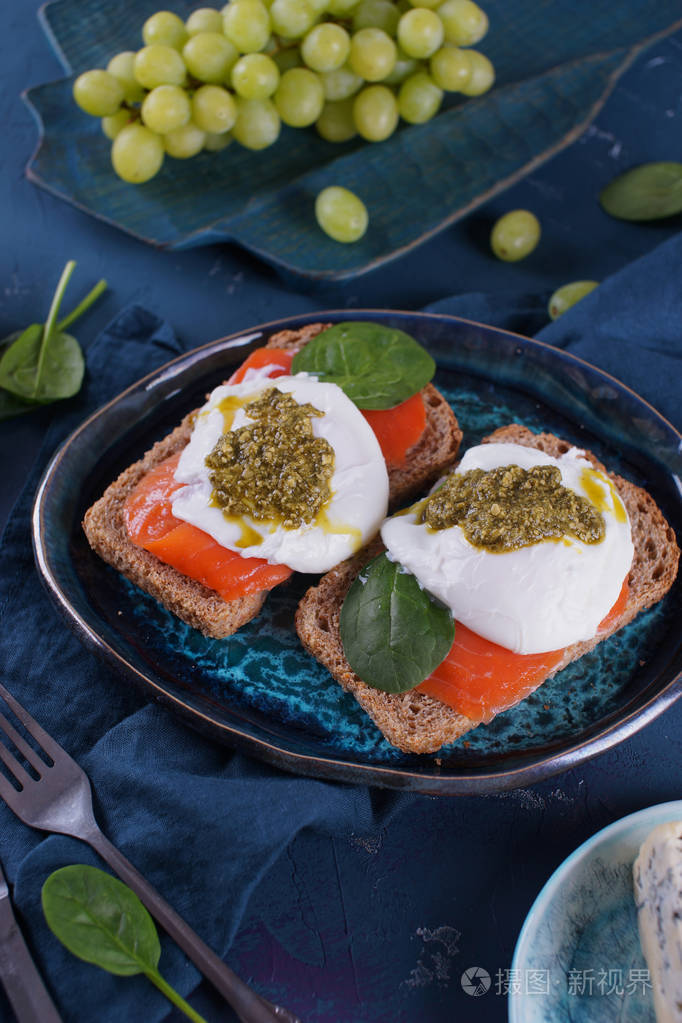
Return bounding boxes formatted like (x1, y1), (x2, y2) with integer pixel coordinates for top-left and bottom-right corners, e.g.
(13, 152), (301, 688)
(295, 425), (680, 753)
(83, 323), (462, 639)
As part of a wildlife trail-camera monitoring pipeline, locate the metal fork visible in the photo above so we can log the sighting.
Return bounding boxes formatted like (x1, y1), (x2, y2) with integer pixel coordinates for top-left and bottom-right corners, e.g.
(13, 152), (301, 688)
(0, 682), (300, 1023)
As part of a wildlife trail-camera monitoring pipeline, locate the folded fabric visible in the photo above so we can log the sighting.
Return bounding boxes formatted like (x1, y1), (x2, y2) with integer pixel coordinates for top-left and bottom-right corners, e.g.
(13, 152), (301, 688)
(0, 231), (679, 1021)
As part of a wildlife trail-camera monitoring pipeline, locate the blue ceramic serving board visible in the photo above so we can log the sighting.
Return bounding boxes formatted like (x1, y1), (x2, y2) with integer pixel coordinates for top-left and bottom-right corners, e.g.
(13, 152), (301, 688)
(24, 0), (682, 279)
(32, 312), (682, 793)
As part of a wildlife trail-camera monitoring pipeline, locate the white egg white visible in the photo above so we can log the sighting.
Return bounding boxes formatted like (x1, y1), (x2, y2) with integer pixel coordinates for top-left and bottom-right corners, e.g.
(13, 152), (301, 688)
(171, 368), (389, 573)
(381, 442), (634, 655)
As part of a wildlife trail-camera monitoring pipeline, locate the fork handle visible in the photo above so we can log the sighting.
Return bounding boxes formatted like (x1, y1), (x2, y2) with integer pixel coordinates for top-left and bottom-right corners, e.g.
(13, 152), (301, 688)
(86, 830), (301, 1023)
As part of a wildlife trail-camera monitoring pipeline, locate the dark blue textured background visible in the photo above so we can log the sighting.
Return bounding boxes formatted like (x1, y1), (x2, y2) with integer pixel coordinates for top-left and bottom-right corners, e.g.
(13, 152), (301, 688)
(0, 3), (681, 1022)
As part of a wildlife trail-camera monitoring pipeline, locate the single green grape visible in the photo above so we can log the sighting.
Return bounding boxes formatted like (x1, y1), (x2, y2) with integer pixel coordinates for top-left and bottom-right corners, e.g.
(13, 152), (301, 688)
(269, 0), (315, 39)
(382, 48), (419, 85)
(101, 109), (134, 139)
(141, 84), (191, 133)
(231, 53), (280, 98)
(133, 45), (186, 89)
(142, 10), (188, 49)
(186, 8), (225, 35)
(320, 64), (363, 100)
(490, 210), (541, 262)
(204, 130), (233, 151)
(397, 8), (444, 59)
(301, 24), (351, 73)
(398, 69), (442, 123)
(348, 27), (397, 82)
(111, 123), (164, 182)
(183, 32), (238, 83)
(437, 0), (488, 46)
(352, 0), (400, 35)
(192, 84), (237, 132)
(232, 97), (281, 148)
(315, 185), (368, 242)
(458, 48), (494, 94)
(107, 51), (145, 103)
(274, 67), (324, 127)
(163, 120), (207, 158)
(316, 98), (357, 141)
(548, 281), (599, 319)
(352, 84), (398, 141)
(222, 0), (271, 52)
(73, 69), (124, 117)
(429, 43), (471, 90)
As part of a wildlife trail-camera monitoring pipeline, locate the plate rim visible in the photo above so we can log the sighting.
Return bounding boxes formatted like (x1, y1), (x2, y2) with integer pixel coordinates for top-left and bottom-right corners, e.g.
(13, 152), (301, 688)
(32, 308), (682, 794)
(508, 799), (682, 1021)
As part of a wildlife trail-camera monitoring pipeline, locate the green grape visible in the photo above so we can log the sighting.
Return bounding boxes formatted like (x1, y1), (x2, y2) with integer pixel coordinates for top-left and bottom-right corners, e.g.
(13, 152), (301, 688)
(548, 281), (599, 320)
(222, 0), (271, 52)
(315, 185), (368, 242)
(458, 48), (494, 94)
(231, 53), (280, 97)
(352, 84), (398, 140)
(269, 0), (315, 39)
(142, 10), (188, 49)
(186, 8), (225, 35)
(134, 45), (186, 89)
(107, 51), (145, 103)
(192, 84), (237, 132)
(316, 98), (357, 141)
(232, 97), (281, 148)
(274, 67), (324, 126)
(490, 210), (541, 262)
(101, 109), (134, 139)
(382, 47), (419, 84)
(397, 8), (444, 58)
(352, 0), (400, 34)
(204, 130), (233, 150)
(348, 27), (397, 82)
(183, 32), (238, 83)
(429, 43), (471, 90)
(397, 69), (442, 122)
(273, 47), (303, 73)
(437, 0), (488, 46)
(141, 84), (191, 133)
(326, 0), (362, 14)
(73, 69), (124, 117)
(163, 120), (207, 157)
(320, 64), (363, 100)
(111, 123), (164, 182)
(301, 24), (351, 73)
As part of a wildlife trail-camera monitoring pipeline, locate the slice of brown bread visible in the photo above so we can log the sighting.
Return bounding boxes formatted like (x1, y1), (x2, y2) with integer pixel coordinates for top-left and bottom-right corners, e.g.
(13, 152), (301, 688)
(294, 425), (680, 753)
(83, 323), (462, 639)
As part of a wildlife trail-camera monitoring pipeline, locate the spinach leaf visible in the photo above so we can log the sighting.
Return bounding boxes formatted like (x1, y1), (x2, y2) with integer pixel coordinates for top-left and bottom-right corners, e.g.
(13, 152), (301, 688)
(0, 261), (105, 417)
(339, 552), (454, 693)
(599, 162), (682, 221)
(42, 865), (208, 1023)
(291, 321), (435, 410)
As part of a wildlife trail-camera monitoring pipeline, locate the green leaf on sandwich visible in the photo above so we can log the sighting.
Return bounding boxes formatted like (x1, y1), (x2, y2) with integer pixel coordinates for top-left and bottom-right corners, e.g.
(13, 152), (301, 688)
(339, 551), (455, 693)
(291, 321), (435, 410)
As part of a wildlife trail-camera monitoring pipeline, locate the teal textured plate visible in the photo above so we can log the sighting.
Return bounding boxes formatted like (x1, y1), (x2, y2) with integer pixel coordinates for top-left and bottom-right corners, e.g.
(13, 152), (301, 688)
(510, 801), (682, 1022)
(32, 312), (682, 793)
(24, 1), (682, 280)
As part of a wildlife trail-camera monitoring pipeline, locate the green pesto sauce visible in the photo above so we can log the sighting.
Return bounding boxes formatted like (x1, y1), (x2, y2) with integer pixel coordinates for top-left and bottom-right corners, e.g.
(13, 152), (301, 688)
(421, 464), (605, 552)
(205, 387), (335, 529)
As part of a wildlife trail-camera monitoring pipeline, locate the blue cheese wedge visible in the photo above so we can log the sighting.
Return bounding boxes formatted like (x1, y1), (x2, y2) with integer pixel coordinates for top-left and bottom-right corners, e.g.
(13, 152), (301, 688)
(633, 821), (682, 1022)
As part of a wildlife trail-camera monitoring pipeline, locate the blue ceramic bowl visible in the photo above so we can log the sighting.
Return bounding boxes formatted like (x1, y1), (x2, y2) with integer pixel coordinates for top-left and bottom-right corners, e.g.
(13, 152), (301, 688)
(24, 0), (682, 280)
(510, 801), (682, 1022)
(32, 311), (682, 793)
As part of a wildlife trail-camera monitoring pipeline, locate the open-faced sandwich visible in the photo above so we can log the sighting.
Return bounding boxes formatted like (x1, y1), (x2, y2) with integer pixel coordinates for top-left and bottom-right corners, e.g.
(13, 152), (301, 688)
(83, 321), (462, 638)
(296, 424), (680, 753)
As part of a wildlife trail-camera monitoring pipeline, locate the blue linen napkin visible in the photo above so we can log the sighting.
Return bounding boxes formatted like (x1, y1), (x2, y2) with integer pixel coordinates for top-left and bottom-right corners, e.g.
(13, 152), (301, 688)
(0, 231), (679, 1022)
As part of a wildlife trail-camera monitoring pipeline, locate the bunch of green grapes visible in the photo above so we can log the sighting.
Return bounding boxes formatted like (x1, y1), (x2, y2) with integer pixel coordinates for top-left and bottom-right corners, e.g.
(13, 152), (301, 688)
(72, 0), (493, 184)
